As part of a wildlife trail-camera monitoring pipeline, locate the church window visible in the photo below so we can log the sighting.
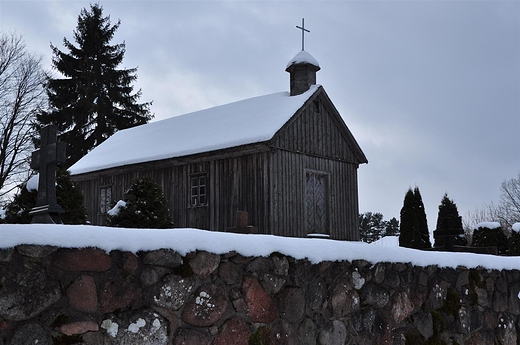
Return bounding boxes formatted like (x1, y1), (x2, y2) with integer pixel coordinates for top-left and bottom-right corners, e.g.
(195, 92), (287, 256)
(100, 186), (112, 213)
(190, 174), (207, 206)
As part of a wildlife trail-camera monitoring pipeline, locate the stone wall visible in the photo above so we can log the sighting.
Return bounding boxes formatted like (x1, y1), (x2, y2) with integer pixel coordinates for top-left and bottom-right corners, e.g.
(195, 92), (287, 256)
(0, 244), (519, 344)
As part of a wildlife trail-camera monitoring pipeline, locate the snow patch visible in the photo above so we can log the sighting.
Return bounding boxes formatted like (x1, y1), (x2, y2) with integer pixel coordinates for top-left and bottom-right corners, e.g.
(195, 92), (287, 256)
(0, 209), (5, 220)
(286, 50), (320, 69)
(26, 174), (39, 192)
(370, 236), (399, 247)
(107, 200), (127, 216)
(512, 223), (520, 233)
(474, 222), (501, 230)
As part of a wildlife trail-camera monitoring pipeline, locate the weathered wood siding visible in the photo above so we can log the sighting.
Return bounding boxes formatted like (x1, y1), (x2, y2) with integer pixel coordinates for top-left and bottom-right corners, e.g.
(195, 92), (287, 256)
(273, 91), (365, 164)
(269, 149), (359, 240)
(74, 152), (271, 233)
(267, 88), (363, 240)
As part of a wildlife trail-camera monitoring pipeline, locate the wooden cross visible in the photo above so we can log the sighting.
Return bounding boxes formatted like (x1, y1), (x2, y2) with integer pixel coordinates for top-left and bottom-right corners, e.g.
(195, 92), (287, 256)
(296, 18), (310, 51)
(29, 125), (67, 224)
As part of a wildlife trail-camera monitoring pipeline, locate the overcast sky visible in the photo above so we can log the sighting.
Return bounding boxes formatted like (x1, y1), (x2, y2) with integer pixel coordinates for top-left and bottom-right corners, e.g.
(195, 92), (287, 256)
(1, 0), (519, 229)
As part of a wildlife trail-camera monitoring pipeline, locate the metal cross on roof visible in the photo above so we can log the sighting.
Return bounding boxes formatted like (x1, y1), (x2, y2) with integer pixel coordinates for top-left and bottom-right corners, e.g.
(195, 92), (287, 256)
(296, 18), (310, 51)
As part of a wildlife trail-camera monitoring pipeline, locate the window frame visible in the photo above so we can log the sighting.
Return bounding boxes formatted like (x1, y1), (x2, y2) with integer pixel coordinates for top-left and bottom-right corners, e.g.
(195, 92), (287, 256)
(189, 173), (208, 207)
(99, 185), (112, 214)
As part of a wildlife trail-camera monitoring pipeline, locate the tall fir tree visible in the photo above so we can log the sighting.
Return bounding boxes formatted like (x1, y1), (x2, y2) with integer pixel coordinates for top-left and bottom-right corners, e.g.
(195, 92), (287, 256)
(399, 187), (431, 249)
(434, 193), (467, 247)
(37, 3), (152, 168)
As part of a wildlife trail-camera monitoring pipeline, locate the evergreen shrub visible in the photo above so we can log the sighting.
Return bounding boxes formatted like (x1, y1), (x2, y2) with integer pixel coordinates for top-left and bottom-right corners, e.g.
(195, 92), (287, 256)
(107, 177), (173, 229)
(472, 223), (508, 255)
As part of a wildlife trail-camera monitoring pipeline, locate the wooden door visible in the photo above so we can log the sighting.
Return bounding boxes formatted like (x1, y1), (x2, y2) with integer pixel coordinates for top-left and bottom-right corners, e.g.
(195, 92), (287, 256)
(305, 171), (328, 234)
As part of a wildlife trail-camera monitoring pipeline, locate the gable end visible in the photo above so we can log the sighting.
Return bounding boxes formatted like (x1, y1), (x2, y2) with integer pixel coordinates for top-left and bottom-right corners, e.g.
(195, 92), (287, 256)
(271, 87), (367, 164)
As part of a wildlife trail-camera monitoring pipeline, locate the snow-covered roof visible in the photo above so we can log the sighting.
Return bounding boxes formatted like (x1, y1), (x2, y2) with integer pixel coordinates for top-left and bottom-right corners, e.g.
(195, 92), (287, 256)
(69, 86), (320, 175)
(286, 50), (320, 69)
(513, 223), (520, 233)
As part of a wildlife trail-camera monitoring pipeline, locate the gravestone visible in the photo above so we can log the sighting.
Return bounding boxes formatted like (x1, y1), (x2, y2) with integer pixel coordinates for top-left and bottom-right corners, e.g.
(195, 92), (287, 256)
(29, 125), (66, 224)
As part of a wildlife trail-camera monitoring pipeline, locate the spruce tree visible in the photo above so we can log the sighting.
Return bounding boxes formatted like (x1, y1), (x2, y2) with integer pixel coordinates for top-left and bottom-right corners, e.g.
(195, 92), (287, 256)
(399, 187), (431, 249)
(434, 193), (467, 247)
(38, 3), (152, 167)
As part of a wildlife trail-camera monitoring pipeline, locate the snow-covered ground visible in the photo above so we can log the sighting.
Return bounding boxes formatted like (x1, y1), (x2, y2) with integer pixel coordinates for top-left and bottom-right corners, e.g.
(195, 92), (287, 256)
(1, 224), (519, 270)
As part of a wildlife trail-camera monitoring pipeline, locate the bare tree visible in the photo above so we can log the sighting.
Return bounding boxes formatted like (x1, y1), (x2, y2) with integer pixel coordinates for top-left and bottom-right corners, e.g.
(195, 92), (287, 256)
(0, 32), (47, 201)
(493, 173), (520, 229)
(464, 173), (520, 235)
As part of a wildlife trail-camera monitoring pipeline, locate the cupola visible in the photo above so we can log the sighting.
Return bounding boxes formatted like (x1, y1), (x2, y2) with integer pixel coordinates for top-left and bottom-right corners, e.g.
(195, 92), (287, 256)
(285, 50), (321, 96)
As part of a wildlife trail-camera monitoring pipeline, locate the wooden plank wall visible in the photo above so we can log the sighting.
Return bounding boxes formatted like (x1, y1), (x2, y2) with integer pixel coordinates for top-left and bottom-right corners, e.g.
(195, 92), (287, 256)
(273, 93), (360, 163)
(75, 152), (272, 233)
(269, 149), (360, 240)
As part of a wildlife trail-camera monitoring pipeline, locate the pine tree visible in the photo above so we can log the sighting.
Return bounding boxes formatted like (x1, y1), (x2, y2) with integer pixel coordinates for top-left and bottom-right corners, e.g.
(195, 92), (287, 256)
(37, 4), (152, 167)
(107, 177), (173, 229)
(413, 187), (431, 249)
(399, 187), (431, 249)
(434, 193), (467, 247)
(385, 217), (400, 237)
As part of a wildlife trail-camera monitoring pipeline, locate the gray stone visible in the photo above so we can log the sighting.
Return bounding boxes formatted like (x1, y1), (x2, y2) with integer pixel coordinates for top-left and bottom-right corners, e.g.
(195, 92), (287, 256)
(476, 288), (489, 307)
(219, 261), (242, 285)
(350, 308), (376, 334)
(272, 254), (289, 276)
(0, 263), (60, 321)
(0, 248), (13, 262)
(16, 244), (57, 258)
(172, 328), (212, 345)
(297, 318), (316, 345)
(508, 282), (520, 315)
(331, 284), (360, 317)
(427, 280), (449, 310)
(372, 263), (385, 284)
(189, 251), (220, 279)
(279, 288), (305, 323)
(351, 269), (366, 290)
(318, 320), (347, 345)
(306, 277), (326, 311)
(152, 274), (195, 310)
(246, 257), (274, 274)
(140, 267), (159, 286)
(143, 249), (183, 268)
(391, 291), (414, 324)
(413, 309), (433, 339)
(10, 323), (51, 345)
(493, 291), (508, 312)
(384, 269), (400, 288)
(182, 283), (228, 326)
(259, 272), (285, 295)
(101, 309), (168, 345)
(496, 313), (517, 345)
(360, 283), (389, 308)
(456, 270), (470, 288)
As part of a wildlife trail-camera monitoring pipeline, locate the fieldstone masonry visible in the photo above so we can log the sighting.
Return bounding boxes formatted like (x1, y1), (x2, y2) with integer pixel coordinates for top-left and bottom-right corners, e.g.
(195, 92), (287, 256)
(0, 241), (519, 344)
